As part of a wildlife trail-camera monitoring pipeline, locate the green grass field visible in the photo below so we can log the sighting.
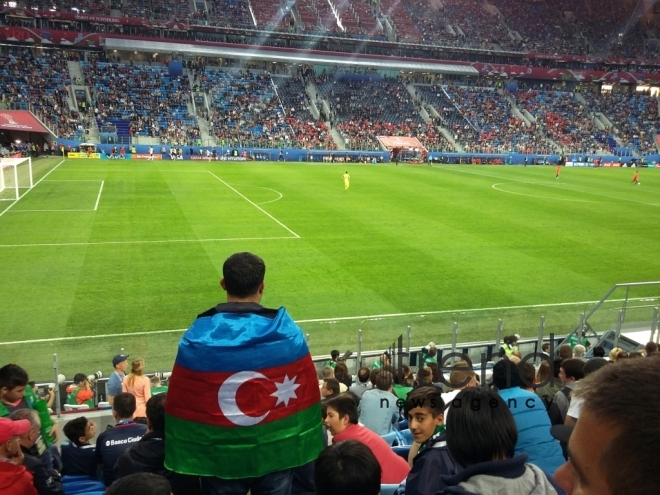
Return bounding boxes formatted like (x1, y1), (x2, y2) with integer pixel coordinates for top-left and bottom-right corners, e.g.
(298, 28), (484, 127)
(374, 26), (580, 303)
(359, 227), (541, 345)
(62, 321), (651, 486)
(2, 157), (660, 379)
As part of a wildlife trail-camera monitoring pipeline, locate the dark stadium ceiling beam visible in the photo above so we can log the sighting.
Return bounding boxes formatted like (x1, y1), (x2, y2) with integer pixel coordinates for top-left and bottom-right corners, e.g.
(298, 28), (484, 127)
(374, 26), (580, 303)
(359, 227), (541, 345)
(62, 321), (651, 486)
(103, 38), (479, 75)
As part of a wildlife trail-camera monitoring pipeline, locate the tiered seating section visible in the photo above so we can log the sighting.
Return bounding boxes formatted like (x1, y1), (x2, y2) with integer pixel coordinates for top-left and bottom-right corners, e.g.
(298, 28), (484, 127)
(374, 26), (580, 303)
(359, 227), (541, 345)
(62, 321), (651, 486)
(201, 70), (334, 149)
(122, 0), (194, 22)
(0, 50), (78, 138)
(443, 86), (549, 154)
(380, 0), (422, 41)
(251, 0), (292, 31)
(513, 91), (605, 152)
(316, 76), (448, 151)
(272, 76), (337, 150)
(26, 0), (110, 15)
(82, 62), (199, 145)
(581, 91), (660, 154)
(204, 0), (255, 29)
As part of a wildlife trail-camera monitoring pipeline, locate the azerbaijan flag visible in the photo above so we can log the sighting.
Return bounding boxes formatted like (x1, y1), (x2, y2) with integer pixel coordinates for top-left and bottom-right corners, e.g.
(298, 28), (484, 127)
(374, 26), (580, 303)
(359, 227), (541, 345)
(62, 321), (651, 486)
(165, 306), (323, 479)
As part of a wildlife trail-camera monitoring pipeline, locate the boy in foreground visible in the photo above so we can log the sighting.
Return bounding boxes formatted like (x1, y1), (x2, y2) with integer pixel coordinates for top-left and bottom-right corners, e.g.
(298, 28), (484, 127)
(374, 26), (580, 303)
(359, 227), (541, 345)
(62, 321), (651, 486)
(404, 386), (460, 495)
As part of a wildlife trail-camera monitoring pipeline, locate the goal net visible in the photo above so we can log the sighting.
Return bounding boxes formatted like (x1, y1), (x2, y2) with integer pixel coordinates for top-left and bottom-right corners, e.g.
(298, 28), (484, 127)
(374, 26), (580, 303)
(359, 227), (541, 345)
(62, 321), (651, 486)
(0, 157), (34, 201)
(0, 157), (33, 201)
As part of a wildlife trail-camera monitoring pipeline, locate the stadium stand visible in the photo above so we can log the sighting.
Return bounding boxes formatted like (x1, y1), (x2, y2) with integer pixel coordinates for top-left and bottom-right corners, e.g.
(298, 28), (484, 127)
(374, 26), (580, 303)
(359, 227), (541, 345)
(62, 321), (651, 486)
(82, 61), (199, 145)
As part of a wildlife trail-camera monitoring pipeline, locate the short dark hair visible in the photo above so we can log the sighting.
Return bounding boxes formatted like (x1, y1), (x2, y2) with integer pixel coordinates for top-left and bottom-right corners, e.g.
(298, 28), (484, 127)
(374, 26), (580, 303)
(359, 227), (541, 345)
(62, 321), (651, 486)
(63, 417), (89, 446)
(583, 357), (609, 376)
(73, 373), (87, 385)
(522, 363), (536, 388)
(314, 440), (380, 495)
(374, 370), (392, 391)
(0, 364), (28, 390)
(324, 394), (358, 425)
(449, 362), (476, 388)
(368, 368), (380, 387)
(323, 378), (340, 396)
(561, 359), (585, 381)
(113, 392), (137, 419)
(645, 342), (658, 354)
(146, 393), (166, 433)
(492, 359), (521, 390)
(592, 346), (606, 358)
(331, 350), (340, 360)
(357, 367), (370, 384)
(105, 472), (171, 495)
(222, 252), (265, 298)
(446, 388), (517, 467)
(558, 344), (573, 360)
(404, 386), (444, 417)
(542, 343), (550, 353)
(573, 357), (660, 495)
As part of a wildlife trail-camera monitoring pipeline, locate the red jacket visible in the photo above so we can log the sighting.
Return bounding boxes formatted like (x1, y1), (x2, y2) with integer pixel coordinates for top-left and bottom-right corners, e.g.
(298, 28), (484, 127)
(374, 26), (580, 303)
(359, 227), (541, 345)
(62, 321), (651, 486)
(332, 424), (410, 484)
(0, 461), (39, 495)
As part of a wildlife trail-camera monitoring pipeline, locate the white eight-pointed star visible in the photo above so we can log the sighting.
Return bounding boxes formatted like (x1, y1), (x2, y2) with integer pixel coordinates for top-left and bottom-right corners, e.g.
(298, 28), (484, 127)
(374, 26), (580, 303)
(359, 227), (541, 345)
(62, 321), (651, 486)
(271, 375), (300, 407)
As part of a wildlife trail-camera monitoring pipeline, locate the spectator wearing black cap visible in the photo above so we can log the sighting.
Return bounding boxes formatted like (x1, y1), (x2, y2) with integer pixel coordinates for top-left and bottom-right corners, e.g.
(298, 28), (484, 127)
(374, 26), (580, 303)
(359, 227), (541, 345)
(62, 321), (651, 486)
(107, 355), (129, 405)
(492, 359), (564, 476)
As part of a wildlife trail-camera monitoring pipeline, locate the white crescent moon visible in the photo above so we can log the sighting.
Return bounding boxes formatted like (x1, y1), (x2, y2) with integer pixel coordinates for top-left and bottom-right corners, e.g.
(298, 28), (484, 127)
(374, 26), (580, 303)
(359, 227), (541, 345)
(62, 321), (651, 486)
(218, 371), (270, 426)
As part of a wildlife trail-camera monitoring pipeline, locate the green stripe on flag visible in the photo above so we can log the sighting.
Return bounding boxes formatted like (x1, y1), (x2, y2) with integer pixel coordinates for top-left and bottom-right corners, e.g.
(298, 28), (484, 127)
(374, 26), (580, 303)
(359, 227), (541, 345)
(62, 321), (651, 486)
(164, 403), (324, 479)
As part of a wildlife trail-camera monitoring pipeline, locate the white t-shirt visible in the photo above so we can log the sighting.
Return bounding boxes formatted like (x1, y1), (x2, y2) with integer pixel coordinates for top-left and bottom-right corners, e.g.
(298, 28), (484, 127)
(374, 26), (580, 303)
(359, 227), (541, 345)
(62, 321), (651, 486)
(567, 396), (584, 420)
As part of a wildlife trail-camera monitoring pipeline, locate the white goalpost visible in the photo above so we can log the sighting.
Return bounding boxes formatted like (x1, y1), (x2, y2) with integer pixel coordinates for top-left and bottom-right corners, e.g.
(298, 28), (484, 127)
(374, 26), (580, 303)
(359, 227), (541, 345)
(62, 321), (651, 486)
(0, 157), (33, 201)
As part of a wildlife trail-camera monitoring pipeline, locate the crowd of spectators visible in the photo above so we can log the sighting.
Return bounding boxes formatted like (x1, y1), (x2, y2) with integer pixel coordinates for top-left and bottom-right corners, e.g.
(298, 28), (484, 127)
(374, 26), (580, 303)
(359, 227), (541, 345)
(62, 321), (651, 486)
(82, 61), (199, 145)
(0, 49), (84, 139)
(25, 0), (111, 15)
(581, 90), (660, 154)
(121, 0), (194, 23)
(513, 90), (608, 153)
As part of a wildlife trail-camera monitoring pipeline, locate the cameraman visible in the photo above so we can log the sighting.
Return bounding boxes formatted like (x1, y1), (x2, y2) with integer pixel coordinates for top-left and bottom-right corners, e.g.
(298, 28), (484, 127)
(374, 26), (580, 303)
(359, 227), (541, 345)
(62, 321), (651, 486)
(65, 374), (94, 408)
(28, 382), (55, 409)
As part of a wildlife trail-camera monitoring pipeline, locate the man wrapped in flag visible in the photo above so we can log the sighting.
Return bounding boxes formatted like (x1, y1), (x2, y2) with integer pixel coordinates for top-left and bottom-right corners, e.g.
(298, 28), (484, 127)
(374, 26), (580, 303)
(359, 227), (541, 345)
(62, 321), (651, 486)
(165, 252), (323, 495)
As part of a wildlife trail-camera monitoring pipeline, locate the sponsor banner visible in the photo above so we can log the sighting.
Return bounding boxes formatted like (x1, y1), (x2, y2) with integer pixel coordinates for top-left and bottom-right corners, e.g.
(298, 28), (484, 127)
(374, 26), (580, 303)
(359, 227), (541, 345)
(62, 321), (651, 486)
(0, 111), (49, 132)
(132, 154), (162, 160)
(656, 164), (660, 168)
(602, 162), (621, 167)
(67, 152), (101, 158)
(190, 155), (248, 161)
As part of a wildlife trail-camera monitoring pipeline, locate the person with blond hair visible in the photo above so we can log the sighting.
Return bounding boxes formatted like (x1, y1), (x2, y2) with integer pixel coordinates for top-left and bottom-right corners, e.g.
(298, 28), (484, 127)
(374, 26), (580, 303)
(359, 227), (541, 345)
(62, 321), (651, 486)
(121, 359), (151, 419)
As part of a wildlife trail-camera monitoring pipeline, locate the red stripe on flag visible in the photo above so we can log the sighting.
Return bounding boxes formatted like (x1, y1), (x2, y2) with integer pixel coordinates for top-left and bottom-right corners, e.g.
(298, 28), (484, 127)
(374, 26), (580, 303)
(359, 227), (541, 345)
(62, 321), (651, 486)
(166, 354), (320, 427)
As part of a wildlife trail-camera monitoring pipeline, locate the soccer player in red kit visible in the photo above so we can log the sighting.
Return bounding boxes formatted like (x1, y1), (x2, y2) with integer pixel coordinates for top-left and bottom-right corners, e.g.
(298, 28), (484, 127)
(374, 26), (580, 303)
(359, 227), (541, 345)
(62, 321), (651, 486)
(632, 171), (639, 185)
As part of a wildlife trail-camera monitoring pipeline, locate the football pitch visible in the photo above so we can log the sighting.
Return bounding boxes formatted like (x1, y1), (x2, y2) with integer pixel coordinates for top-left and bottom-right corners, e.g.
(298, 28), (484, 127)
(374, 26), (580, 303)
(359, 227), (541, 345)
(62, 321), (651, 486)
(2, 157), (660, 379)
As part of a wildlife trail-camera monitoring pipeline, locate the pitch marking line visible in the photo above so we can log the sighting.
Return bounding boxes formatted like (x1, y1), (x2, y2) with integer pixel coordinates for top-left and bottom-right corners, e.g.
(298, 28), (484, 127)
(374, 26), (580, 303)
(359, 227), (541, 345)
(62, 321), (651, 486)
(229, 183), (283, 205)
(0, 159), (66, 218)
(9, 209), (95, 213)
(0, 236), (298, 248)
(208, 171), (299, 238)
(1, 296), (656, 346)
(491, 183), (600, 203)
(437, 167), (660, 206)
(94, 180), (105, 211)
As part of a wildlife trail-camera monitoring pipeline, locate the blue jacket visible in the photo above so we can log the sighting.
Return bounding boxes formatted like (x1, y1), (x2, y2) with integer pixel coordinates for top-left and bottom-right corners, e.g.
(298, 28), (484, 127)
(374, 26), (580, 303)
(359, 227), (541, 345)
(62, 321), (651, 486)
(499, 388), (565, 476)
(406, 433), (460, 495)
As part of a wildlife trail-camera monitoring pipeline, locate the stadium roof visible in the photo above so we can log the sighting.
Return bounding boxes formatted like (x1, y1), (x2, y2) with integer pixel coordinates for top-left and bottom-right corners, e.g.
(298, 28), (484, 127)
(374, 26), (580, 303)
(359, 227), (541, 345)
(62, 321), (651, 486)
(103, 38), (479, 75)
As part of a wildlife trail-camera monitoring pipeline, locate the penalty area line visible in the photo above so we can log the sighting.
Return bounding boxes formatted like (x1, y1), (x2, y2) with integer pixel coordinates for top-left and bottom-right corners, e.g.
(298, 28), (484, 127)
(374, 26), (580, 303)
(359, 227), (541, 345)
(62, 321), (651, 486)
(0, 236), (299, 248)
(208, 171), (300, 238)
(2, 296), (656, 346)
(0, 159), (66, 218)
